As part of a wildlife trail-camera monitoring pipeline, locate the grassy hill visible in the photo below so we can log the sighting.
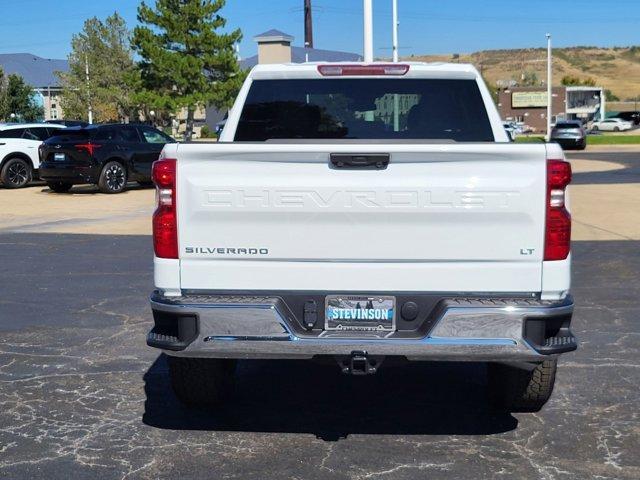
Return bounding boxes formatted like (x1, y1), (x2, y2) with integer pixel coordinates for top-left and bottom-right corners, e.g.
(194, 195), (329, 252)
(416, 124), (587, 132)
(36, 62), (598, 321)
(406, 47), (640, 101)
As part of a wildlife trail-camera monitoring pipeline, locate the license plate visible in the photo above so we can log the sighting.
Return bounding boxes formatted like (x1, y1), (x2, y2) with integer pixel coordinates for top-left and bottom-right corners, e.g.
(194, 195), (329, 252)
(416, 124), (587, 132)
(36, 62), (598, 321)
(54, 153), (66, 161)
(325, 295), (395, 332)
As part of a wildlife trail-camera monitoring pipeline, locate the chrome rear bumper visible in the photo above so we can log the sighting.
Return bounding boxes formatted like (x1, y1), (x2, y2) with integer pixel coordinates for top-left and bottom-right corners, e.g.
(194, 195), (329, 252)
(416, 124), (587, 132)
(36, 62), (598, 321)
(148, 293), (576, 361)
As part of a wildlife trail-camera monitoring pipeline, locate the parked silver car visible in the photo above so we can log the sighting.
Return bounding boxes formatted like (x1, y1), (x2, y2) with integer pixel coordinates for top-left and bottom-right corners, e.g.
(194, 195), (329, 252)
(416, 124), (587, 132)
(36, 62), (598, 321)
(550, 121), (587, 150)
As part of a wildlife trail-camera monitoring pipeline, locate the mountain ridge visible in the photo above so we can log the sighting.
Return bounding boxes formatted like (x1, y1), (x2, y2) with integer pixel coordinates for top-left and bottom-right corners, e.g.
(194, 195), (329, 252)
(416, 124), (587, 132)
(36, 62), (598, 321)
(406, 46), (640, 101)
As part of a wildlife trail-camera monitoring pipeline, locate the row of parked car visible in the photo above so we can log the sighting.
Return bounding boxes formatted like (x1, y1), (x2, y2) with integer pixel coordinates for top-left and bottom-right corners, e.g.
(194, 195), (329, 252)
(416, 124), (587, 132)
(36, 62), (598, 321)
(550, 116), (638, 150)
(0, 122), (174, 193)
(503, 112), (639, 151)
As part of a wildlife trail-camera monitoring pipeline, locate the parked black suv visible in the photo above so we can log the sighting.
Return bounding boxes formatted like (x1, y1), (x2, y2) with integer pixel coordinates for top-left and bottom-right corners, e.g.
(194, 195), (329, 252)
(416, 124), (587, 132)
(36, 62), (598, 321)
(615, 111), (640, 126)
(39, 124), (174, 193)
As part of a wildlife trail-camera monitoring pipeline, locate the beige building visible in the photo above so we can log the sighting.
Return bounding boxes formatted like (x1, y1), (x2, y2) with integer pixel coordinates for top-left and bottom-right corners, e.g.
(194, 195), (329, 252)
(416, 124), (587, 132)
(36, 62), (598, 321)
(34, 87), (63, 121)
(253, 30), (294, 64)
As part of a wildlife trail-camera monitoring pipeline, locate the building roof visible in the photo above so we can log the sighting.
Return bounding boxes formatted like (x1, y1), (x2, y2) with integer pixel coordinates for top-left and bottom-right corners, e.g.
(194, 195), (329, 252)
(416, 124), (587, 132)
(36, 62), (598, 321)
(0, 53), (68, 88)
(240, 46), (362, 69)
(253, 29), (294, 43)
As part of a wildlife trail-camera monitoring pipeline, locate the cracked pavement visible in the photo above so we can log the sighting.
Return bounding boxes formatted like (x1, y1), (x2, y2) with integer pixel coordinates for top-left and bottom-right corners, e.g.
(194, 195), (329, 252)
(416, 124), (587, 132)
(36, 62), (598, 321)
(0, 234), (638, 479)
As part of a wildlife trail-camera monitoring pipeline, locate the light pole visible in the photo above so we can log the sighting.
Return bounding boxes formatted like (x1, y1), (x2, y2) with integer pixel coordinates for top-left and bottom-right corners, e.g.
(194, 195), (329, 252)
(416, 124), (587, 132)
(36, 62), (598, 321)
(85, 54), (93, 125)
(392, 0), (399, 62)
(546, 33), (552, 141)
(392, 0), (400, 131)
(363, 0), (373, 62)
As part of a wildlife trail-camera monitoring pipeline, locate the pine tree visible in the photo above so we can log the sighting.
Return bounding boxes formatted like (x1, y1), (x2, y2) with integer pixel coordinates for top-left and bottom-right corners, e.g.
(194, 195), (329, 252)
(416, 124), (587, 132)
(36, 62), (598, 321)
(58, 13), (137, 122)
(132, 0), (243, 140)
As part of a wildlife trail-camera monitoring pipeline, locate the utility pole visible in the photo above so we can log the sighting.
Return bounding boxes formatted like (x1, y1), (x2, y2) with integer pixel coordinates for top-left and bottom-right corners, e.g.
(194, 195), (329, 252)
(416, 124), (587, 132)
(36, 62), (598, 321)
(392, 0), (400, 131)
(363, 0), (373, 62)
(85, 54), (93, 125)
(304, 0), (313, 49)
(362, 0), (374, 122)
(546, 33), (552, 141)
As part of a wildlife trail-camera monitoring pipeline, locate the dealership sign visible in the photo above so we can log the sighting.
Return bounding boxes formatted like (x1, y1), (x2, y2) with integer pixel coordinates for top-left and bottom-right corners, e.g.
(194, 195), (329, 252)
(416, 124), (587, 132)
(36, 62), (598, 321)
(512, 91), (548, 108)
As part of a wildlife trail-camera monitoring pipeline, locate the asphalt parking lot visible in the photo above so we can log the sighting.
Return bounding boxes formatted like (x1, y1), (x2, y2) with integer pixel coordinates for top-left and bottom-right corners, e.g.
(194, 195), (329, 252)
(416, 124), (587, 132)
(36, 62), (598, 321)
(1, 151), (639, 479)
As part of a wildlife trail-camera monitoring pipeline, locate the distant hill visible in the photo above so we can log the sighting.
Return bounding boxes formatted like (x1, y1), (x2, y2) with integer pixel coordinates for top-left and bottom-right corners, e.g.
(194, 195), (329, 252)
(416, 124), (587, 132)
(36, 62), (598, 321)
(407, 47), (640, 101)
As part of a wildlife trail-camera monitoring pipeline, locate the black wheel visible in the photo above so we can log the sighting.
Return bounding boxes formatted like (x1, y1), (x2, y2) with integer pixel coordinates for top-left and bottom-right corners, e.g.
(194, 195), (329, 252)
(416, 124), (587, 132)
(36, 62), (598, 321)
(168, 356), (236, 407)
(98, 161), (127, 193)
(47, 181), (73, 193)
(614, 127), (620, 132)
(1, 157), (32, 188)
(487, 360), (557, 412)
(592, 125), (599, 131)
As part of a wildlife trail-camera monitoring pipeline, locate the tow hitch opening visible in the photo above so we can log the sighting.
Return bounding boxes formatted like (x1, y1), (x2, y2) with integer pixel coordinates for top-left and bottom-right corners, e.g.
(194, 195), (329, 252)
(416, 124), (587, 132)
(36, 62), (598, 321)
(338, 351), (384, 375)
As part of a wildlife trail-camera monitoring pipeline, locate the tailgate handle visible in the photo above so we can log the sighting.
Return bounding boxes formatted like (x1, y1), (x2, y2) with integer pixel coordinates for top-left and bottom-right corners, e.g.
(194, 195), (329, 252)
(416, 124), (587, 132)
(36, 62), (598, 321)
(330, 153), (390, 170)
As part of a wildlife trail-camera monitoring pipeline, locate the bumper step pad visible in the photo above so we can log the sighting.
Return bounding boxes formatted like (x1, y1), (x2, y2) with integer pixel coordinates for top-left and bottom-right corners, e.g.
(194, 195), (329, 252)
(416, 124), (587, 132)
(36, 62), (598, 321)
(540, 333), (578, 354)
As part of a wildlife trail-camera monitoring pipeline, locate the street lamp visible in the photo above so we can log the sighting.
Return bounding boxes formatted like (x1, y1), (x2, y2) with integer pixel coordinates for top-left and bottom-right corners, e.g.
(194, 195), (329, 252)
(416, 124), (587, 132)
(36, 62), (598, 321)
(363, 0), (373, 62)
(546, 33), (552, 141)
(392, 0), (400, 131)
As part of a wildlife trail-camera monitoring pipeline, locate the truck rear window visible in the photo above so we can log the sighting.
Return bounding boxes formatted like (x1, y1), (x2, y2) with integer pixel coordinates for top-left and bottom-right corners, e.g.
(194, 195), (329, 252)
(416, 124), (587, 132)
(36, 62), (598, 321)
(235, 78), (494, 142)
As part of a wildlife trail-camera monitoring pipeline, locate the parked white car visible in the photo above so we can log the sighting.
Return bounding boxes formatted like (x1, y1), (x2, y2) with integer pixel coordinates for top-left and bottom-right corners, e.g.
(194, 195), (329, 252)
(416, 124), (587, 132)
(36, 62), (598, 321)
(591, 118), (633, 132)
(0, 123), (67, 188)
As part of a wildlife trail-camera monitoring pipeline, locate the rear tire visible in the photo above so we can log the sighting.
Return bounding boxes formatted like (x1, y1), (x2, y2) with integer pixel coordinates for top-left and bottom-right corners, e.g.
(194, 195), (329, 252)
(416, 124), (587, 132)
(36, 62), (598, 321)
(614, 127), (620, 132)
(487, 360), (557, 412)
(168, 356), (236, 407)
(47, 181), (73, 193)
(1, 157), (32, 188)
(98, 161), (127, 194)
(592, 125), (599, 131)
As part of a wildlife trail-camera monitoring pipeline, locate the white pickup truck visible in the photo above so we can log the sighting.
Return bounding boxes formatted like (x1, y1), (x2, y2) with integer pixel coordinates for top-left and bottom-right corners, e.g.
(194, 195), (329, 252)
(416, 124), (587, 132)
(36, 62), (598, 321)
(147, 62), (576, 412)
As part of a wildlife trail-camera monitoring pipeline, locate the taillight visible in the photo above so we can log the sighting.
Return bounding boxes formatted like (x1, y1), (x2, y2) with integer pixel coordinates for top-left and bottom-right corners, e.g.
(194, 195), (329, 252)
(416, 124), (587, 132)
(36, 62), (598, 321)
(545, 159), (572, 261)
(152, 159), (178, 259)
(75, 142), (102, 156)
(317, 64), (409, 76)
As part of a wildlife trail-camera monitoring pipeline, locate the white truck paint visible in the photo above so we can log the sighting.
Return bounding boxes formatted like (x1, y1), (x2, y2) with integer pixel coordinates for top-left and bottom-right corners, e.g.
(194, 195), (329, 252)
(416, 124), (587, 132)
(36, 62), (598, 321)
(149, 63), (576, 411)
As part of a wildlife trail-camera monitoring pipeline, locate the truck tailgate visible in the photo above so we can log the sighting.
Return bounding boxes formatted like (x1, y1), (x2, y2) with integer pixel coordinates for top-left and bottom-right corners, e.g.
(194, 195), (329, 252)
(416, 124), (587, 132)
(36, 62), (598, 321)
(176, 143), (547, 292)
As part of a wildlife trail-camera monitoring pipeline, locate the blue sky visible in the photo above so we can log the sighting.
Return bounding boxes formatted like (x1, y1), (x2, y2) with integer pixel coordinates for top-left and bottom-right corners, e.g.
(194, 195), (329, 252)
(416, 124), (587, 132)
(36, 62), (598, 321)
(0, 0), (639, 60)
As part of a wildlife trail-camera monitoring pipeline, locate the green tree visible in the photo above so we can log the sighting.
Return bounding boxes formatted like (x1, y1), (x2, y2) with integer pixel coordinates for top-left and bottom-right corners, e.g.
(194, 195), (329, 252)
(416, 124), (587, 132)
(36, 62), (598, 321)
(132, 0), (244, 140)
(605, 89), (620, 102)
(0, 68), (8, 120)
(0, 73), (43, 122)
(58, 12), (138, 122)
(561, 75), (596, 87)
(520, 70), (539, 87)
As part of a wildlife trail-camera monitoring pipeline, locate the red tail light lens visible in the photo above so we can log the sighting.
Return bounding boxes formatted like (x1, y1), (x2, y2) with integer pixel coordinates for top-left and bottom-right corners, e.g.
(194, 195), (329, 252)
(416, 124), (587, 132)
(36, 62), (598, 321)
(152, 159), (178, 259)
(545, 160), (572, 261)
(75, 142), (102, 156)
(317, 64), (410, 76)
(547, 159), (572, 189)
